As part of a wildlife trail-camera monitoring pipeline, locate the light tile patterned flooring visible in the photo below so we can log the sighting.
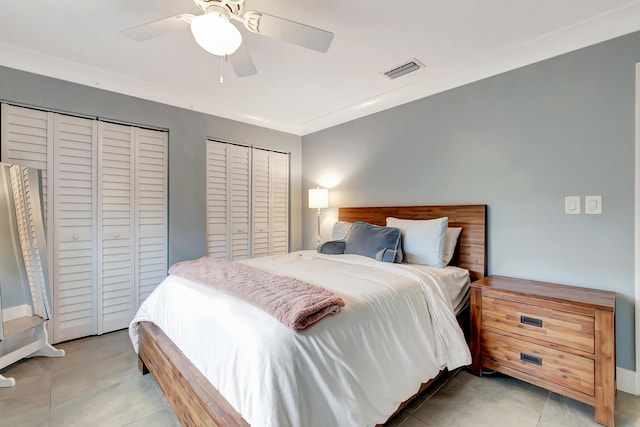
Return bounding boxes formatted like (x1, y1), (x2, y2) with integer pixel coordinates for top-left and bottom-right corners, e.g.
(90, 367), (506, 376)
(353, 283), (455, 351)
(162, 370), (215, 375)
(1, 329), (640, 426)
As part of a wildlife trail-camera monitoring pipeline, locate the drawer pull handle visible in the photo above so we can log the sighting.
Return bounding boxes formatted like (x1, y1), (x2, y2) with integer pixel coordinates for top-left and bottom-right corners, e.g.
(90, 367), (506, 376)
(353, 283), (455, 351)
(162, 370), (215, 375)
(520, 353), (542, 366)
(521, 315), (542, 327)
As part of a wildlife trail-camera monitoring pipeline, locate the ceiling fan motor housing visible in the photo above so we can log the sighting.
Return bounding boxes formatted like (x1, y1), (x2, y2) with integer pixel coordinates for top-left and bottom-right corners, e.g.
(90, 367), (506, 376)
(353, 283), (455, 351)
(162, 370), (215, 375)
(197, 0), (244, 15)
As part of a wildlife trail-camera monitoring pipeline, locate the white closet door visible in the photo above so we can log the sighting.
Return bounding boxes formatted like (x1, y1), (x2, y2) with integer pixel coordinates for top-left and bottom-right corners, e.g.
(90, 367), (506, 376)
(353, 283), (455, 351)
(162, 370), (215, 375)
(207, 141), (288, 260)
(135, 128), (168, 307)
(97, 122), (135, 333)
(206, 141), (251, 260)
(52, 114), (98, 342)
(1, 104), (53, 231)
(206, 140), (229, 258)
(251, 148), (270, 257)
(2, 105), (168, 340)
(269, 151), (289, 255)
(228, 144), (251, 260)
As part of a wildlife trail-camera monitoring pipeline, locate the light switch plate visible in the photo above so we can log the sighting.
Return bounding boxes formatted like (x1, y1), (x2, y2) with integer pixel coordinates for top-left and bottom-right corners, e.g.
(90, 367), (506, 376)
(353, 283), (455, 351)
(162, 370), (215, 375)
(585, 195), (602, 214)
(565, 196), (581, 214)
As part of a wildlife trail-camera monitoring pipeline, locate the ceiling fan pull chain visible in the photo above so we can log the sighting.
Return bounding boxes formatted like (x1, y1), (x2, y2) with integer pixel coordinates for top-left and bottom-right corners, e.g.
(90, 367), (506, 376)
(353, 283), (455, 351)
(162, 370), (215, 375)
(219, 55), (224, 84)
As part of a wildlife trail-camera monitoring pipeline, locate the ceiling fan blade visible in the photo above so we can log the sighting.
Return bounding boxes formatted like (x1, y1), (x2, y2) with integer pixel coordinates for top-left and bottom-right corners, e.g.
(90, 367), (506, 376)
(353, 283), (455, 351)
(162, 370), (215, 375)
(229, 42), (257, 77)
(119, 14), (193, 41)
(246, 12), (333, 53)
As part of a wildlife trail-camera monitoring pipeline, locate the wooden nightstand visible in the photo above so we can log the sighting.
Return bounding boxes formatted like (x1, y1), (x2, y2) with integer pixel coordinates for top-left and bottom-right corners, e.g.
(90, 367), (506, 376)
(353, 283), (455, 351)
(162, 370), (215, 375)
(470, 276), (616, 426)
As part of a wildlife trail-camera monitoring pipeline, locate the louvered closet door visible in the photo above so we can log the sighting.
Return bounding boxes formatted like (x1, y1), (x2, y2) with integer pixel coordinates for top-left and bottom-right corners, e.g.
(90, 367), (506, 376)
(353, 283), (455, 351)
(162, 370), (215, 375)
(135, 128), (168, 307)
(1, 104), (52, 231)
(207, 141), (289, 260)
(206, 140), (229, 258)
(251, 148), (270, 257)
(52, 114), (98, 342)
(228, 144), (251, 259)
(97, 122), (135, 333)
(269, 151), (289, 255)
(206, 141), (251, 259)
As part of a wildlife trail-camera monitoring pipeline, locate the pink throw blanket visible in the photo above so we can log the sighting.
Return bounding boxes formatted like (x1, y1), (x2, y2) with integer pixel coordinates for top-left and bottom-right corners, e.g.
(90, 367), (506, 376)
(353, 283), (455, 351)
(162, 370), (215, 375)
(168, 257), (345, 332)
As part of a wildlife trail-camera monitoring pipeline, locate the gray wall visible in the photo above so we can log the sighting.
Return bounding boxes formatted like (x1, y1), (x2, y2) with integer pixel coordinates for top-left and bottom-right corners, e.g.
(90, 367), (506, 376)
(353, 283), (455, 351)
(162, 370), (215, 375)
(302, 32), (640, 370)
(0, 64), (303, 302)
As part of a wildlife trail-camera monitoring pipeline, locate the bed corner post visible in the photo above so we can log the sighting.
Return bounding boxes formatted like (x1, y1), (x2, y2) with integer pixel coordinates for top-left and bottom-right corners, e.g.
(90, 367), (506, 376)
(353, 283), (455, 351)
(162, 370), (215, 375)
(138, 356), (149, 375)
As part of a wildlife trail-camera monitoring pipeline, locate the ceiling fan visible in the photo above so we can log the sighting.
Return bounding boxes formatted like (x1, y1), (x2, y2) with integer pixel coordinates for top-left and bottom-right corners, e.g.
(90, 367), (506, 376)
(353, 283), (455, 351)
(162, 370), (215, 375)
(120, 0), (334, 78)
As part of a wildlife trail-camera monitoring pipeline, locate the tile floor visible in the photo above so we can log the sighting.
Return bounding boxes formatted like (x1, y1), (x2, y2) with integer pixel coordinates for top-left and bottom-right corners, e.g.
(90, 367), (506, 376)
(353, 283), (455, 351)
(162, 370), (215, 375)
(1, 329), (640, 426)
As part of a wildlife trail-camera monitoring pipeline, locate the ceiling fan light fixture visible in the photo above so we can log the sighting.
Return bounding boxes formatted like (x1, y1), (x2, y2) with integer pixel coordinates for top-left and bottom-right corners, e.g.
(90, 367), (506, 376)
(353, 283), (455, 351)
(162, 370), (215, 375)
(190, 9), (242, 56)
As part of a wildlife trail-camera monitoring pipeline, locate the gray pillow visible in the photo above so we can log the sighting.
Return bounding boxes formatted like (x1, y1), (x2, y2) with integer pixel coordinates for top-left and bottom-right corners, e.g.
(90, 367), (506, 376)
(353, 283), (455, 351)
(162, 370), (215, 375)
(318, 221), (403, 263)
(316, 240), (345, 255)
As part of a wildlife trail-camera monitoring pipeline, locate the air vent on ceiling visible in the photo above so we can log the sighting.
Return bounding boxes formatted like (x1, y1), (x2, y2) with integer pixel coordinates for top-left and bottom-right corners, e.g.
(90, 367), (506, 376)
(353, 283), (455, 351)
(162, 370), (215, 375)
(383, 58), (425, 79)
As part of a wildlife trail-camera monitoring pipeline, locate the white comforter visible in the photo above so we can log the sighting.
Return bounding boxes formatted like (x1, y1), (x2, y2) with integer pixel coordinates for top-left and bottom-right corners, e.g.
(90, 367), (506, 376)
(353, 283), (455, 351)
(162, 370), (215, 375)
(129, 250), (472, 427)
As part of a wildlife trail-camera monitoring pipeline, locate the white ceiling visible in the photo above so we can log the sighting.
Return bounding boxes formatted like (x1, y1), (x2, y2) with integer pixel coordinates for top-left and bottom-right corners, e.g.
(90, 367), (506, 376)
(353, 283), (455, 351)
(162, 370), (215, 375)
(1, 0), (640, 136)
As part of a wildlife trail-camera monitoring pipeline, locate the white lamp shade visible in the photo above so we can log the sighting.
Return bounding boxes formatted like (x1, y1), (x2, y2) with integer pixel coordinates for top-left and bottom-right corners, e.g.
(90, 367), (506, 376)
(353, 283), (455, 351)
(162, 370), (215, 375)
(308, 188), (328, 209)
(190, 12), (242, 56)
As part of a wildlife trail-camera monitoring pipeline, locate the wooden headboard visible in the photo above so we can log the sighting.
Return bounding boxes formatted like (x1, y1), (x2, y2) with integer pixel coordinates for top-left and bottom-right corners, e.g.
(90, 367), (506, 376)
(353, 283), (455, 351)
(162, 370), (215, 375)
(339, 205), (487, 280)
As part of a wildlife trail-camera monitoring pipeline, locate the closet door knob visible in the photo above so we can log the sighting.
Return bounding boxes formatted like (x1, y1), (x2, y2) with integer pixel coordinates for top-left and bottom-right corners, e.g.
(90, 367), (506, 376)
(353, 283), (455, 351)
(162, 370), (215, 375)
(115, 234), (120, 239)
(73, 235), (79, 240)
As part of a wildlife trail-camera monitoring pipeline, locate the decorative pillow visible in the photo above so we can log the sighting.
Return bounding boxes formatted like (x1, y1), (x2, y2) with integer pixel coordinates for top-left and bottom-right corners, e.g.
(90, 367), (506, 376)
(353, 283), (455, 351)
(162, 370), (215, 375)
(386, 217), (448, 268)
(316, 240), (345, 255)
(317, 221), (403, 263)
(443, 227), (462, 266)
(331, 221), (352, 240)
(376, 247), (401, 263)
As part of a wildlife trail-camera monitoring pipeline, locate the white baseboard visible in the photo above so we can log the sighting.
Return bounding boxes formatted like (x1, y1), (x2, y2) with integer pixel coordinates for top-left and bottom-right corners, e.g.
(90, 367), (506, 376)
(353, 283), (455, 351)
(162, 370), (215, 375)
(617, 367), (637, 394)
(2, 304), (33, 322)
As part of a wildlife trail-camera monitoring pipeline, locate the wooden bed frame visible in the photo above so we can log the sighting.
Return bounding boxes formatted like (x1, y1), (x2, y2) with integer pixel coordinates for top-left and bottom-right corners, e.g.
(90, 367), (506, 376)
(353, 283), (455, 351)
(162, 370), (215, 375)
(137, 204), (487, 427)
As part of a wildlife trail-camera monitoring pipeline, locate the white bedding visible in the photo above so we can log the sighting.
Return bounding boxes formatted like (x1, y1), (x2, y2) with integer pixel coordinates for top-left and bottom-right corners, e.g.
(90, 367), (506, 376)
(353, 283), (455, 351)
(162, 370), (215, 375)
(129, 250), (472, 427)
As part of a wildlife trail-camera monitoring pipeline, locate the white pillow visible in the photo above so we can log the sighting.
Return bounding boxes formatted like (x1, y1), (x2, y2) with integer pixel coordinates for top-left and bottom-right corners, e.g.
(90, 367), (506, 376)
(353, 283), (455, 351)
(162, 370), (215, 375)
(331, 221), (352, 240)
(386, 217), (448, 267)
(444, 227), (462, 266)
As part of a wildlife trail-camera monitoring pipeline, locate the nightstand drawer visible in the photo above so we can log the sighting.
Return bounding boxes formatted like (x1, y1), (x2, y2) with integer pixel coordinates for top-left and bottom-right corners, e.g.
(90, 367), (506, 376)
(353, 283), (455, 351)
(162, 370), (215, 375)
(482, 295), (594, 353)
(482, 331), (594, 396)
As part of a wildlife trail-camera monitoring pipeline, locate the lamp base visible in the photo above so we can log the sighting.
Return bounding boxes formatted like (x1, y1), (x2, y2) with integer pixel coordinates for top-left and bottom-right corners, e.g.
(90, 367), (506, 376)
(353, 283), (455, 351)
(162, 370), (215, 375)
(316, 209), (322, 245)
